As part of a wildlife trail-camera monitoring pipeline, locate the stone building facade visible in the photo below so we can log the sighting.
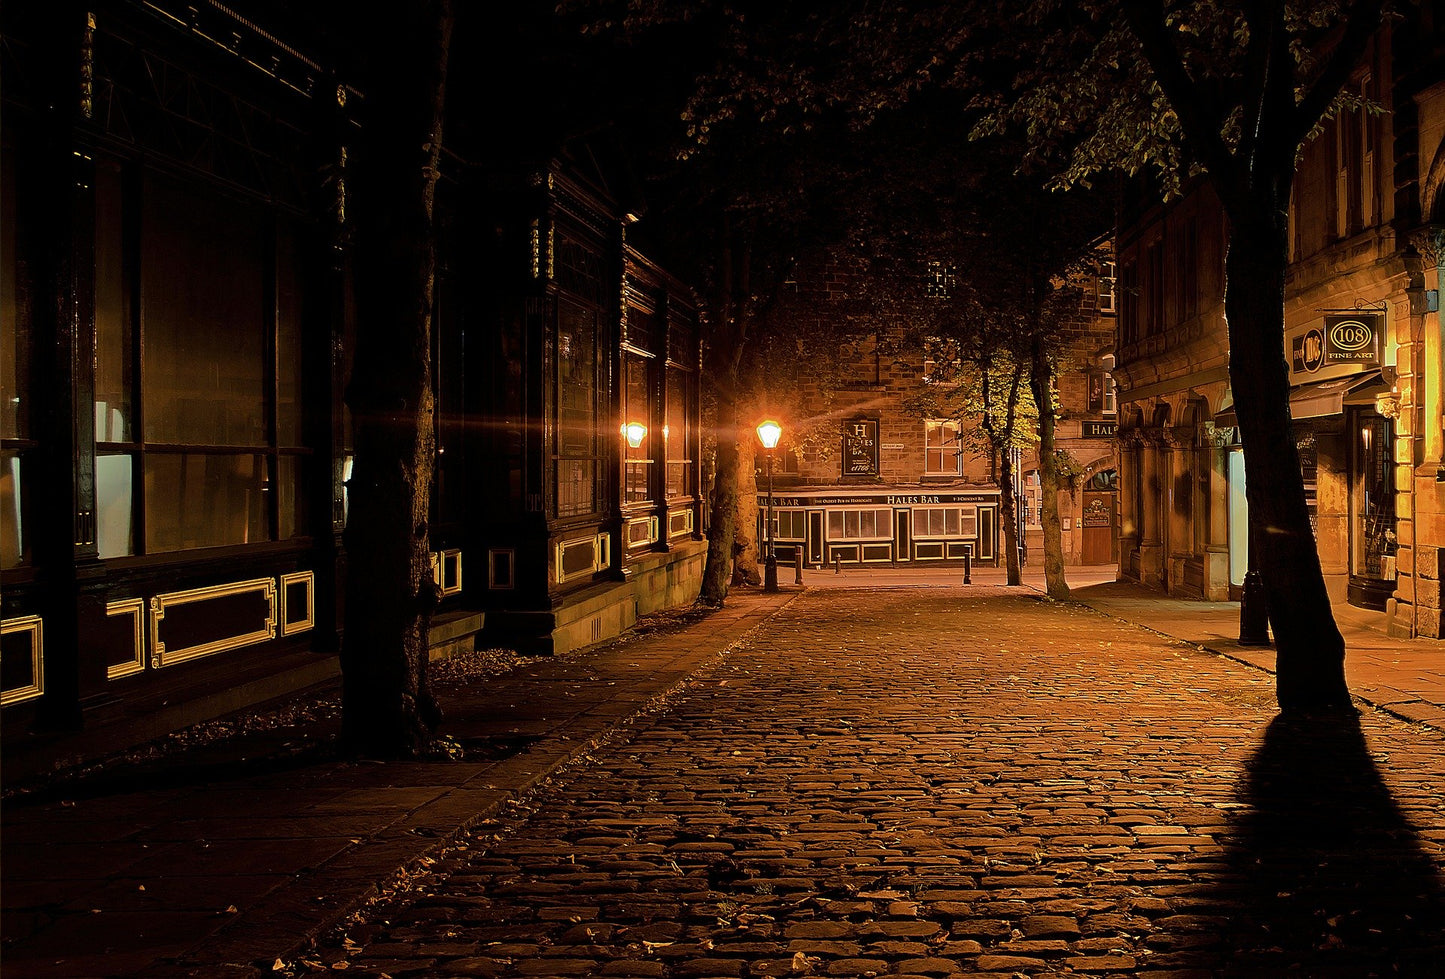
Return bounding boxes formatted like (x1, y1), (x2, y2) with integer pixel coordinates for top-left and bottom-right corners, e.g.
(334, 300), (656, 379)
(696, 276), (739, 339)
(755, 251), (1119, 571)
(1114, 14), (1445, 638)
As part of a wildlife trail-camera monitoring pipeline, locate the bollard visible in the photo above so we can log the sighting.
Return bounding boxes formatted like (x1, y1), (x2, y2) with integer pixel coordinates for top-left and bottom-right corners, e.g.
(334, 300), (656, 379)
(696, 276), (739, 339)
(834, 554), (841, 575)
(794, 556), (803, 584)
(963, 552), (971, 585)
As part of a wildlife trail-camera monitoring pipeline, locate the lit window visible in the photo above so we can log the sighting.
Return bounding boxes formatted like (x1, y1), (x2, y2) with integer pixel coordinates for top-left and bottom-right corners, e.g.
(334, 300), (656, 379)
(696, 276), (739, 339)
(912, 505), (978, 538)
(1097, 259), (1117, 314)
(924, 420), (962, 475)
(826, 507), (893, 540)
(927, 261), (955, 299)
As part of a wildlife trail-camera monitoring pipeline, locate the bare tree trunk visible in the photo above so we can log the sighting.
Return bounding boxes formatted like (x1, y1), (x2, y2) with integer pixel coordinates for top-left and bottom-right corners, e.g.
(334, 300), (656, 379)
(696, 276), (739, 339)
(1225, 204), (1350, 711)
(1030, 333), (1070, 600)
(340, 0), (453, 757)
(701, 385), (740, 604)
(999, 447), (1022, 586)
(732, 425), (761, 585)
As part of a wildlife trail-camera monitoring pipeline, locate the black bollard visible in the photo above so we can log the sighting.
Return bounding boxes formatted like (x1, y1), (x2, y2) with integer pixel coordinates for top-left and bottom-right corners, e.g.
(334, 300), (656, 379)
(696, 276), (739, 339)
(834, 554), (841, 575)
(963, 552), (971, 585)
(794, 555), (803, 584)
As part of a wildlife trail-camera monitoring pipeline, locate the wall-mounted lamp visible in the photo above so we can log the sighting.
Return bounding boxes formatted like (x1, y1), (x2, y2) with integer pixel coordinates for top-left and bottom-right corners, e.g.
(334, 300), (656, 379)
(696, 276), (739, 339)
(624, 422), (647, 449)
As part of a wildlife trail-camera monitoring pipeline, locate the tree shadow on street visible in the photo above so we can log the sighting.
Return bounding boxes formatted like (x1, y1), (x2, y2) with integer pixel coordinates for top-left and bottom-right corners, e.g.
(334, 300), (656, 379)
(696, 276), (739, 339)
(1201, 711), (1445, 976)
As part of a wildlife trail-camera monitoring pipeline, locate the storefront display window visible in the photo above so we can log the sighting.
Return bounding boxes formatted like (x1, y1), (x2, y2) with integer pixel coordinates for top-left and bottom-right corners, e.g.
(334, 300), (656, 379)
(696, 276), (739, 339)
(91, 170), (309, 556)
(1354, 413), (1396, 581)
(1, 150), (31, 569)
(827, 507), (892, 539)
(556, 299), (600, 518)
(623, 352), (653, 505)
(913, 506), (977, 538)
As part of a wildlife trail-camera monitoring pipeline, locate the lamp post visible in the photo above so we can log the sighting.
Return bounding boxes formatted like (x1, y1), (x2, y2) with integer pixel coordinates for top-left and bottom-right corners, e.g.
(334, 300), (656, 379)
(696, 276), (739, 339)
(757, 419), (781, 593)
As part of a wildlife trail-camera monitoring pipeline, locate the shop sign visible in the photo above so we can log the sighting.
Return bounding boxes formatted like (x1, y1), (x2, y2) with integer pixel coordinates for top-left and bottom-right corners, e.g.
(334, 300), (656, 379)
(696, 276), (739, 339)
(1293, 312), (1381, 374)
(765, 492), (998, 507)
(1082, 421), (1117, 439)
(1082, 497), (1111, 527)
(842, 419), (880, 476)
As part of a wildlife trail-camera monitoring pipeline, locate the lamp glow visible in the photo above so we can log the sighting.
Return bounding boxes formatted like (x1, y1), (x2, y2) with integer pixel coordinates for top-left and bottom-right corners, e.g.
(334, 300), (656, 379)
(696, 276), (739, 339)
(756, 420), (782, 450)
(624, 422), (647, 449)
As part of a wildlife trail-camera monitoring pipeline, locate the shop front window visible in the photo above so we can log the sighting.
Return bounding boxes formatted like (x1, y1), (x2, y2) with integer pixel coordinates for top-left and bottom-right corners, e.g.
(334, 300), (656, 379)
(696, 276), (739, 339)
(827, 507), (893, 540)
(92, 169), (309, 556)
(556, 299), (600, 518)
(1354, 413), (1396, 580)
(623, 352), (653, 505)
(665, 367), (694, 498)
(913, 506), (978, 538)
(1, 147), (32, 569)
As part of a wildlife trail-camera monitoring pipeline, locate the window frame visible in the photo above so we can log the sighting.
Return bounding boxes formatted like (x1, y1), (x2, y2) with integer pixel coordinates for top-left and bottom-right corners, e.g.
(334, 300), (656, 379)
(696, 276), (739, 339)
(92, 163), (314, 559)
(923, 419), (963, 476)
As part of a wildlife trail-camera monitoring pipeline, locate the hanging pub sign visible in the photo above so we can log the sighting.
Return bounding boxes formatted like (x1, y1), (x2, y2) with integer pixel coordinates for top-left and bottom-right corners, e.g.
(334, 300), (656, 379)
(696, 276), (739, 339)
(1292, 312), (1382, 374)
(842, 418), (880, 476)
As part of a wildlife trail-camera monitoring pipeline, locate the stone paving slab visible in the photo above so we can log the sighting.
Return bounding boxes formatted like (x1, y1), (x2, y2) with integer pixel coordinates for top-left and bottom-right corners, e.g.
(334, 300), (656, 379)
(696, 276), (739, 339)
(273, 585), (1445, 978)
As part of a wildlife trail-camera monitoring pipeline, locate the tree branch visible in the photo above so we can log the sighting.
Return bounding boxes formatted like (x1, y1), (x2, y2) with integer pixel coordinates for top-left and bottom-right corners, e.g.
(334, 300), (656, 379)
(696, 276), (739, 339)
(1290, 0), (1387, 147)
(1119, 0), (1240, 206)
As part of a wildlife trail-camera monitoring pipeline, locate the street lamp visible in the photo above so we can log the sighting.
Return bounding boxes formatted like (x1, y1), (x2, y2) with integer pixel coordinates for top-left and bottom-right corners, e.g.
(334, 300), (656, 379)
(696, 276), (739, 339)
(757, 419), (781, 593)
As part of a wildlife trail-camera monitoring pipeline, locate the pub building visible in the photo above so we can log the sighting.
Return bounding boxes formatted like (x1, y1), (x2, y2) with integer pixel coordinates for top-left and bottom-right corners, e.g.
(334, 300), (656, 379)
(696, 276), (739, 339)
(0, 1), (706, 768)
(756, 250), (1120, 574)
(760, 416), (1003, 570)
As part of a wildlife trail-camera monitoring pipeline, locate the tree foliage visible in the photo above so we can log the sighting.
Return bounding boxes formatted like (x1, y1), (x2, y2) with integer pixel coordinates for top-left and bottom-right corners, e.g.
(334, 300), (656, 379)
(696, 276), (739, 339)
(978, 0), (1393, 708)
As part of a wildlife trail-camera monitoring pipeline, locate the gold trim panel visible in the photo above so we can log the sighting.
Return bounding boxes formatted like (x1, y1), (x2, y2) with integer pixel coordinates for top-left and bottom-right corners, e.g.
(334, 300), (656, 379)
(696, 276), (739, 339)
(150, 577), (277, 669)
(105, 599), (146, 680)
(280, 571), (315, 636)
(1, 615), (44, 706)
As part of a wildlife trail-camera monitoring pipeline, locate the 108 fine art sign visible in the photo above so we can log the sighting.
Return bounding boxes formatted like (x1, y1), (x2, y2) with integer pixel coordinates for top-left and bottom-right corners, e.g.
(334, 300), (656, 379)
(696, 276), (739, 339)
(1292, 312), (1382, 374)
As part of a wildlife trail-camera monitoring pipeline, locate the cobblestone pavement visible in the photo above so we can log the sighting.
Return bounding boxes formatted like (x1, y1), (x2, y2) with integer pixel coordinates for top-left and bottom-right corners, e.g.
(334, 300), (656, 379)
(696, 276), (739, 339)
(284, 586), (1445, 978)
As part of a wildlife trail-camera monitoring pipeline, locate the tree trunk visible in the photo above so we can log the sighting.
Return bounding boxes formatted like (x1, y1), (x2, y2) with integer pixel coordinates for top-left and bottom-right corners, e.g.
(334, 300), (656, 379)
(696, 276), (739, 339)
(732, 424), (761, 586)
(999, 448), (1022, 586)
(700, 384), (740, 604)
(340, 0), (454, 757)
(1224, 204), (1351, 710)
(1030, 334), (1070, 600)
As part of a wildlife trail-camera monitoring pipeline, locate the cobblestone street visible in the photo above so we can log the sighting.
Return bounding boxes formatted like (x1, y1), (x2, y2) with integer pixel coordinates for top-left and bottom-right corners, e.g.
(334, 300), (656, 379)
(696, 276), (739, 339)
(285, 586), (1445, 978)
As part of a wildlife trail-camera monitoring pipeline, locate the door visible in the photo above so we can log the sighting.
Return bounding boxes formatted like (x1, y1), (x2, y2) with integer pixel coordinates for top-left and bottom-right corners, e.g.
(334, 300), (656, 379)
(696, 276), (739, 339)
(807, 509), (824, 567)
(1081, 490), (1116, 565)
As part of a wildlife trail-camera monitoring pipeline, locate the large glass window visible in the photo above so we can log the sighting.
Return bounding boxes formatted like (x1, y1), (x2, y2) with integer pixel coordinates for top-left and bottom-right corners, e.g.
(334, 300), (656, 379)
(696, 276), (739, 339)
(623, 352), (653, 505)
(665, 367), (693, 498)
(772, 508), (806, 540)
(93, 169), (309, 557)
(827, 507), (892, 540)
(1354, 413), (1396, 580)
(912, 506), (977, 538)
(924, 420), (961, 475)
(556, 298), (600, 517)
(1, 144), (32, 569)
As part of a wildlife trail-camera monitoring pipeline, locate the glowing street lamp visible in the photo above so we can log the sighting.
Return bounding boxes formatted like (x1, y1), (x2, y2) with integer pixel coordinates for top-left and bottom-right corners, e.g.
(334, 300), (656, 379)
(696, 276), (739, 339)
(757, 419), (781, 592)
(624, 421), (647, 449)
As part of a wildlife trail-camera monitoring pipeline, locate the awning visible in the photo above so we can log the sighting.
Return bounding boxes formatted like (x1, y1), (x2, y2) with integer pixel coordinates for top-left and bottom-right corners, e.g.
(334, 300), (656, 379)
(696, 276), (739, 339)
(1289, 370), (1385, 419)
(1213, 370), (1386, 426)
